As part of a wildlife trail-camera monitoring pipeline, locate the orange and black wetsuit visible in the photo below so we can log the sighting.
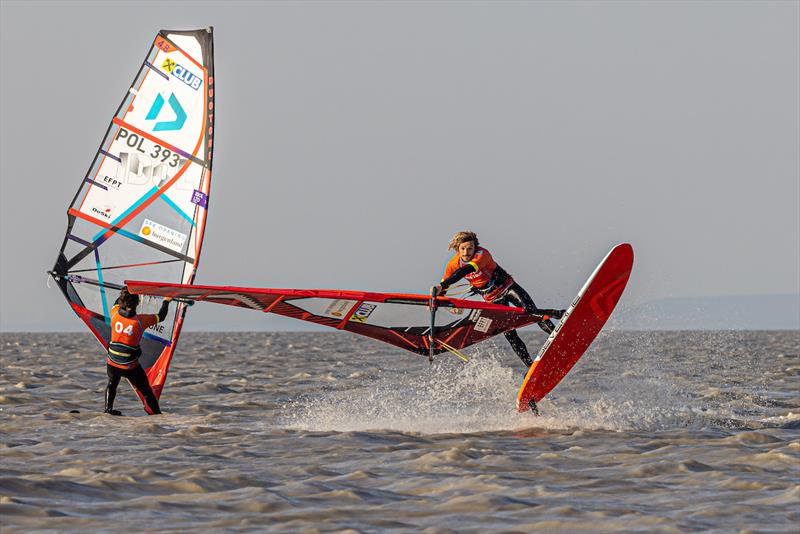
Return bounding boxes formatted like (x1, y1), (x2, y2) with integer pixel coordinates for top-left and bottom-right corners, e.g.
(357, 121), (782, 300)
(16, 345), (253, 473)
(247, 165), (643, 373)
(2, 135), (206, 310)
(440, 247), (564, 367)
(105, 301), (169, 415)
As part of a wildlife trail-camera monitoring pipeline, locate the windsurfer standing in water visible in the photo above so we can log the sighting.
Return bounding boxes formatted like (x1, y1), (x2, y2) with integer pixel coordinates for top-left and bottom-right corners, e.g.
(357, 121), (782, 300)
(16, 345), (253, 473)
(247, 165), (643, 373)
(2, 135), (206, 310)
(432, 231), (565, 369)
(104, 288), (171, 415)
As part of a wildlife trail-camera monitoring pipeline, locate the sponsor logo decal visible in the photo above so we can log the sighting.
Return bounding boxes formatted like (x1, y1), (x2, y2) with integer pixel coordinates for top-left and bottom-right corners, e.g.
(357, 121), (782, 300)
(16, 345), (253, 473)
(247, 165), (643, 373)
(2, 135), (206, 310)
(323, 299), (352, 318)
(90, 205), (114, 220)
(191, 189), (208, 208)
(350, 303), (377, 323)
(474, 317), (493, 333)
(535, 341), (550, 361)
(138, 218), (187, 252)
(154, 37), (175, 54)
(101, 175), (122, 189)
(469, 309), (482, 322)
(145, 93), (186, 131)
(148, 323), (166, 335)
(161, 58), (202, 90)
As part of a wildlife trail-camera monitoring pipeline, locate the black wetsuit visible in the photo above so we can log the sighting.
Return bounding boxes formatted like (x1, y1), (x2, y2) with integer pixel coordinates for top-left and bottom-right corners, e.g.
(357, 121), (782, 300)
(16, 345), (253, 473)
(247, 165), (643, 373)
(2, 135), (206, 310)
(105, 363), (160, 415)
(493, 283), (563, 367)
(104, 302), (169, 415)
(440, 264), (564, 368)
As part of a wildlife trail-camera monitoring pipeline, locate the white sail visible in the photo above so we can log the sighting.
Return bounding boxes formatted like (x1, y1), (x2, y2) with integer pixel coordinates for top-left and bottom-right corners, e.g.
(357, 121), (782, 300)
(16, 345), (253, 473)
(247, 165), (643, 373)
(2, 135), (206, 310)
(51, 28), (215, 398)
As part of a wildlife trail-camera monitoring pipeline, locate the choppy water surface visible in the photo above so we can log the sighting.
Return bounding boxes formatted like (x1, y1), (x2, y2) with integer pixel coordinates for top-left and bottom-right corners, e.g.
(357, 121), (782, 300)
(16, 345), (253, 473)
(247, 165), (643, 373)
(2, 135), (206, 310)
(1, 330), (798, 532)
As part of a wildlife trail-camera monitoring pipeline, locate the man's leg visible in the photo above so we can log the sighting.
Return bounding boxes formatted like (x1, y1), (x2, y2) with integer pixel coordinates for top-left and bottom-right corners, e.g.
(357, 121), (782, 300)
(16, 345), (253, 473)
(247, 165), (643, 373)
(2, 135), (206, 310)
(496, 287), (537, 366)
(105, 364), (122, 415)
(126, 364), (161, 415)
(502, 283), (559, 333)
(503, 329), (533, 367)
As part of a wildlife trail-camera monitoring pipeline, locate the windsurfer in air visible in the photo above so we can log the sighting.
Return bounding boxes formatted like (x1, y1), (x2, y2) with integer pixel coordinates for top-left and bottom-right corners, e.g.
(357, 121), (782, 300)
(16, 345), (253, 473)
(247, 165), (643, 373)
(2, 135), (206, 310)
(104, 288), (171, 416)
(432, 231), (565, 368)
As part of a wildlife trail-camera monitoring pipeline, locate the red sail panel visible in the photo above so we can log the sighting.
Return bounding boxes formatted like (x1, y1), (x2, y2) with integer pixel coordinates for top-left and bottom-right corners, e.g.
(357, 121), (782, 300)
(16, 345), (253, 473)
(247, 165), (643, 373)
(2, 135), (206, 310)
(126, 281), (542, 356)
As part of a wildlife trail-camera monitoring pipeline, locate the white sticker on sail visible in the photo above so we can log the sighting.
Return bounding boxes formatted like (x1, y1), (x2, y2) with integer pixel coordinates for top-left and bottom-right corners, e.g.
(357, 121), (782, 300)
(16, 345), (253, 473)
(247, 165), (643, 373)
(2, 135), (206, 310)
(292, 298), (358, 319)
(139, 218), (187, 252)
(474, 317), (493, 333)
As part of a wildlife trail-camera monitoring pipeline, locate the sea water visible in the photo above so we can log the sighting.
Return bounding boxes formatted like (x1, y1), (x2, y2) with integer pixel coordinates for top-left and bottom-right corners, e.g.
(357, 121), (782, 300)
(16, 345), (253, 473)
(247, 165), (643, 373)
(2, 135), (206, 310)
(1, 330), (797, 532)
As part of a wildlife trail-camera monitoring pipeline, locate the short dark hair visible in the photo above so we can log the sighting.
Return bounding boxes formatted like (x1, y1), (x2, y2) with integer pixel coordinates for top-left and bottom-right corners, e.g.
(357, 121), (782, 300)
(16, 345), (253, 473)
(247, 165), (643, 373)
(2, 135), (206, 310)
(116, 287), (140, 311)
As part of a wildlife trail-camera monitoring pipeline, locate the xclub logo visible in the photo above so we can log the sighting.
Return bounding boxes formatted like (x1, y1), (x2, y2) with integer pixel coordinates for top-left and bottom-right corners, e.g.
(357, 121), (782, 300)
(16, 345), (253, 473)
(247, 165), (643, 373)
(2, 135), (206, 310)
(161, 58), (202, 91)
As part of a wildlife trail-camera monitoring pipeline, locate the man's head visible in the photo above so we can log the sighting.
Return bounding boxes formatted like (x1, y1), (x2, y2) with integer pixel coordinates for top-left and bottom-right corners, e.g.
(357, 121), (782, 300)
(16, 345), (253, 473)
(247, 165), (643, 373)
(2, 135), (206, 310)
(448, 231), (478, 262)
(117, 287), (140, 312)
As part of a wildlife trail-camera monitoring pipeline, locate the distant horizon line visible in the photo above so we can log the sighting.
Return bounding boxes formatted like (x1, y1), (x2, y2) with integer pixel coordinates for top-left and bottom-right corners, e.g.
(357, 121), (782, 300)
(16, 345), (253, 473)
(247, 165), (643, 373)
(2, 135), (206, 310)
(1, 327), (798, 334)
(5, 293), (797, 333)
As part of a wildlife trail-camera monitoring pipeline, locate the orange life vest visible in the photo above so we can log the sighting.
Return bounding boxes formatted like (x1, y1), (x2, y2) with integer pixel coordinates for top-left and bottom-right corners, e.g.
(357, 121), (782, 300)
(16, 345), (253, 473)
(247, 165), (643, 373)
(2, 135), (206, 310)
(443, 247), (498, 289)
(442, 247), (514, 302)
(107, 305), (160, 368)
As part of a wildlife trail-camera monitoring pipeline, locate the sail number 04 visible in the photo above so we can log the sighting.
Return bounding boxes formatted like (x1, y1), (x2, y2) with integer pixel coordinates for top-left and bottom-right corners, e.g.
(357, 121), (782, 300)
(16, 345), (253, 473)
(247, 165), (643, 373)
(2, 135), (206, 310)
(114, 322), (134, 335)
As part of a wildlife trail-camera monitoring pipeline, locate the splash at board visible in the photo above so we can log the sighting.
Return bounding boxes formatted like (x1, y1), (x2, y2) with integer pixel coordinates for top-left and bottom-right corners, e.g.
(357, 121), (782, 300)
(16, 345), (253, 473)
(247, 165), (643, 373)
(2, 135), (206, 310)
(48, 28), (215, 409)
(516, 243), (634, 413)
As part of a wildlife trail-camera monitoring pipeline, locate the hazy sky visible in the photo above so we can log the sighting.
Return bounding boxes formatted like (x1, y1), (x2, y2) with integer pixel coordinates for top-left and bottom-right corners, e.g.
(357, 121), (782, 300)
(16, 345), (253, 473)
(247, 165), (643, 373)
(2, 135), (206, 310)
(1, 0), (798, 331)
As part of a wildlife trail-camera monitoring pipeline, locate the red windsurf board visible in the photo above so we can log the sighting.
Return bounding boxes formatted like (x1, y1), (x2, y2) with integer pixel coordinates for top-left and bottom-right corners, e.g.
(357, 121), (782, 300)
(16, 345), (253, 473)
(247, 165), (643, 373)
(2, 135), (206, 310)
(516, 243), (634, 412)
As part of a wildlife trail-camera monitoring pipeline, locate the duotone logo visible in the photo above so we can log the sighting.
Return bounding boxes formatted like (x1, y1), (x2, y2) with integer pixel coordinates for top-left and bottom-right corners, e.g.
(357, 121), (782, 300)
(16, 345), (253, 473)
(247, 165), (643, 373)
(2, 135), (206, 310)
(145, 93), (186, 131)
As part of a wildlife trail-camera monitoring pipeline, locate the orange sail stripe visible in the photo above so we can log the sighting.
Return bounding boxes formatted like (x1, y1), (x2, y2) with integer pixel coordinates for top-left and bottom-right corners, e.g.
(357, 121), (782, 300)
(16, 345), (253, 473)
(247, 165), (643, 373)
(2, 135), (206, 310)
(337, 300), (363, 329)
(263, 295), (284, 313)
(68, 208), (114, 231)
(442, 326), (464, 346)
(389, 330), (419, 350)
